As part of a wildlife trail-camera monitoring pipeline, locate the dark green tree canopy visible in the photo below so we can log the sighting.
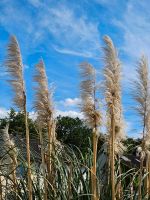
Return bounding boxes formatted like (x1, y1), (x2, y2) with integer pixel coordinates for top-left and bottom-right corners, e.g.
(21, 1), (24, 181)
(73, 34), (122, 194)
(0, 108), (37, 138)
(56, 116), (92, 154)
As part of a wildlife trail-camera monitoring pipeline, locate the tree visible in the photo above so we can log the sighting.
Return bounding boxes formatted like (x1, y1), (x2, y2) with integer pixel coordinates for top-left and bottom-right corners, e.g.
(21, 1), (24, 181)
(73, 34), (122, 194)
(0, 108), (38, 139)
(56, 116), (92, 156)
(123, 137), (141, 155)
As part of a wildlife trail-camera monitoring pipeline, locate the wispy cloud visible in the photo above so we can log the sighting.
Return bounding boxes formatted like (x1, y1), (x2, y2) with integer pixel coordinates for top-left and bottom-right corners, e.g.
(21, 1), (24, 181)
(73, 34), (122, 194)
(40, 3), (100, 58)
(27, 0), (41, 7)
(53, 46), (94, 58)
(113, 1), (150, 59)
(0, 1), (100, 58)
(0, 72), (9, 78)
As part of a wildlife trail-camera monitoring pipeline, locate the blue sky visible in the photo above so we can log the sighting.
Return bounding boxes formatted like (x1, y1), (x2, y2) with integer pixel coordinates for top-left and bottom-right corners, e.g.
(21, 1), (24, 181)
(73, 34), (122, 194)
(0, 0), (149, 138)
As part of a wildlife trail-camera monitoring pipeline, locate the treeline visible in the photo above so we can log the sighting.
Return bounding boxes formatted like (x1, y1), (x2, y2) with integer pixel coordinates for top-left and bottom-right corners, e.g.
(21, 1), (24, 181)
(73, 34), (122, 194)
(0, 108), (141, 156)
(0, 108), (92, 154)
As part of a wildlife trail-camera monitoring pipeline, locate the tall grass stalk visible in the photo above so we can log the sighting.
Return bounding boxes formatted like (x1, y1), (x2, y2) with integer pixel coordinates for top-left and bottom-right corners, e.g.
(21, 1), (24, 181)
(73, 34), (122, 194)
(0, 185), (2, 200)
(34, 59), (55, 187)
(38, 121), (47, 200)
(79, 62), (101, 200)
(133, 56), (150, 199)
(5, 36), (32, 200)
(103, 35), (124, 200)
(110, 100), (115, 200)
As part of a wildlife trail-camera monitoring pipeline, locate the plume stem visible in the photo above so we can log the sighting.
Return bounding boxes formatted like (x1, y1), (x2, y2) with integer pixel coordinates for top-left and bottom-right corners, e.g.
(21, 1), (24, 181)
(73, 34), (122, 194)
(0, 165), (2, 200)
(92, 127), (98, 200)
(11, 155), (17, 198)
(133, 56), (150, 199)
(110, 100), (115, 200)
(24, 105), (32, 200)
(39, 124), (47, 200)
(47, 120), (53, 182)
(92, 69), (99, 200)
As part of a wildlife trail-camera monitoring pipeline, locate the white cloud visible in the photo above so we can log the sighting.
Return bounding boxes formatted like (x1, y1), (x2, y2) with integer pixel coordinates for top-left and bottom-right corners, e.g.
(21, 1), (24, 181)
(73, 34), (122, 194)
(29, 109), (84, 119)
(58, 98), (81, 107)
(55, 97), (83, 118)
(0, 108), (8, 118)
(0, 107), (84, 121)
(29, 111), (37, 120)
(0, 109), (37, 120)
(64, 98), (81, 107)
(55, 110), (84, 119)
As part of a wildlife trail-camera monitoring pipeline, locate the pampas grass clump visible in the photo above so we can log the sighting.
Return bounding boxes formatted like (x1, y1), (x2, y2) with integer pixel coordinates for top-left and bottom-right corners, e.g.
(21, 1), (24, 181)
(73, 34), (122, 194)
(1, 34), (150, 200)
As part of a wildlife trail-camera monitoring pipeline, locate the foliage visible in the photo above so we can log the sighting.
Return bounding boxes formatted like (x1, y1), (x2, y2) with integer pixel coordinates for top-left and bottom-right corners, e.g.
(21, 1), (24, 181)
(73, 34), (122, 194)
(123, 137), (142, 154)
(0, 108), (37, 138)
(56, 116), (92, 156)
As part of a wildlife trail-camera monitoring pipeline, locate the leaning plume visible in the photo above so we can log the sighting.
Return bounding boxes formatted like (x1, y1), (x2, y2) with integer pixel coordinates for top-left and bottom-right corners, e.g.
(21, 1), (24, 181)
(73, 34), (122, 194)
(133, 56), (150, 199)
(133, 56), (150, 146)
(5, 36), (32, 200)
(79, 62), (101, 200)
(5, 36), (25, 109)
(34, 59), (53, 123)
(79, 62), (101, 128)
